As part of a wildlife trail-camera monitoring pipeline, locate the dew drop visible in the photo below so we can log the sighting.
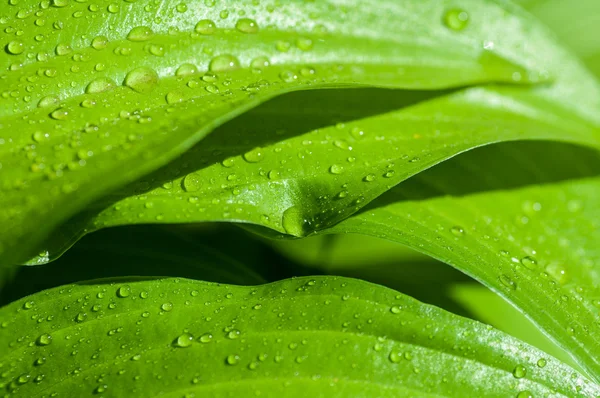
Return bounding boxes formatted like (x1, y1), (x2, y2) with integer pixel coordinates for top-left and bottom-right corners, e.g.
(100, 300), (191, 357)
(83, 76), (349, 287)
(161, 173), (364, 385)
(251, 56), (270, 70)
(235, 18), (259, 34)
(183, 173), (201, 192)
(389, 351), (402, 363)
(443, 9), (470, 31)
(279, 71), (297, 83)
(91, 36), (108, 50)
(6, 40), (24, 55)
(520, 256), (538, 270)
(55, 43), (72, 56)
(516, 392), (533, 398)
(282, 206), (307, 237)
(329, 164), (344, 175)
(36, 333), (52, 346)
(127, 26), (154, 41)
(226, 354), (240, 365)
(176, 63), (197, 76)
(124, 67), (159, 93)
(363, 174), (375, 182)
(38, 95), (60, 108)
(50, 108), (69, 120)
(513, 364), (527, 378)
(205, 84), (219, 93)
(86, 77), (115, 94)
(226, 329), (241, 339)
(389, 306), (401, 314)
(209, 54), (240, 72)
(536, 358), (547, 368)
(243, 148), (264, 163)
(199, 333), (213, 343)
(195, 19), (216, 35)
(499, 274), (517, 290)
(17, 374), (30, 384)
(161, 302), (173, 312)
(117, 285), (131, 298)
(276, 40), (291, 52)
(74, 312), (87, 323)
(296, 37), (313, 51)
(174, 333), (193, 348)
(450, 226), (464, 237)
(32, 131), (49, 142)
(165, 91), (185, 104)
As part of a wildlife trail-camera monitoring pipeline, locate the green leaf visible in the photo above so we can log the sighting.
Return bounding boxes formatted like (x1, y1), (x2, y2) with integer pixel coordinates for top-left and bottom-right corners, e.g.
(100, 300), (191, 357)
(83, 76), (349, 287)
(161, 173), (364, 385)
(322, 173), (600, 380)
(1, 276), (597, 397)
(27, 77), (600, 264)
(449, 283), (578, 370)
(0, 0), (547, 269)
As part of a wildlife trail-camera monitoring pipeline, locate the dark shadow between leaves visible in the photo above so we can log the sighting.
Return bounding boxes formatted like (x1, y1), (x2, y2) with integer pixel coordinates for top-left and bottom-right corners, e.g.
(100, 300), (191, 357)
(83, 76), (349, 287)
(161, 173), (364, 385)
(359, 140), (600, 213)
(1, 224), (301, 306)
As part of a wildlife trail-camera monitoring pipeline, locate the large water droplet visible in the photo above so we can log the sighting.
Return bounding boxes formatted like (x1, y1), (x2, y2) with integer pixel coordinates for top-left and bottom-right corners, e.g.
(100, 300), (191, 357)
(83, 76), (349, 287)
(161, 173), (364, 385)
(183, 173), (201, 192)
(174, 333), (193, 348)
(50, 108), (69, 120)
(389, 351), (402, 363)
(124, 67), (159, 93)
(236, 18), (259, 33)
(209, 54), (240, 72)
(512, 364), (527, 378)
(226, 354), (240, 365)
(86, 77), (116, 93)
(176, 63), (197, 76)
(36, 333), (52, 346)
(443, 9), (469, 31)
(199, 333), (213, 343)
(55, 43), (72, 56)
(282, 206), (307, 237)
(127, 26), (154, 41)
(520, 256), (538, 270)
(165, 91), (185, 104)
(243, 148), (264, 163)
(329, 164), (344, 174)
(117, 285), (131, 298)
(6, 40), (24, 55)
(91, 36), (108, 50)
(195, 19), (216, 34)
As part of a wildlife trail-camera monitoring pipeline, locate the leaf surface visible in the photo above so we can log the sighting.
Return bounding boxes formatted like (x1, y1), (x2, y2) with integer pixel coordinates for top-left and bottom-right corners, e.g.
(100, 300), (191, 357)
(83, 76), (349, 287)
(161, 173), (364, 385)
(0, 276), (597, 397)
(27, 83), (600, 264)
(323, 174), (600, 379)
(0, 0), (550, 268)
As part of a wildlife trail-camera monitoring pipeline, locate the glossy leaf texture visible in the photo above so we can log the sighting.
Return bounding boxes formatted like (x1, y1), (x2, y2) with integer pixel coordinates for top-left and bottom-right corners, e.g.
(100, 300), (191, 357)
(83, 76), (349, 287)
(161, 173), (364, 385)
(27, 81), (600, 264)
(448, 283), (577, 369)
(0, 0), (550, 269)
(1, 276), (598, 397)
(322, 169), (600, 379)
(271, 235), (579, 368)
(517, 0), (600, 77)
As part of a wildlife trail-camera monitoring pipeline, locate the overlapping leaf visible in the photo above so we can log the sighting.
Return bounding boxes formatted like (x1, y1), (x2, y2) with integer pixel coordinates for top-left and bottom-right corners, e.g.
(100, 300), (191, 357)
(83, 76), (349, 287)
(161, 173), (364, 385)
(517, 0), (600, 77)
(1, 276), (597, 397)
(4, 0), (600, 392)
(0, 0), (551, 269)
